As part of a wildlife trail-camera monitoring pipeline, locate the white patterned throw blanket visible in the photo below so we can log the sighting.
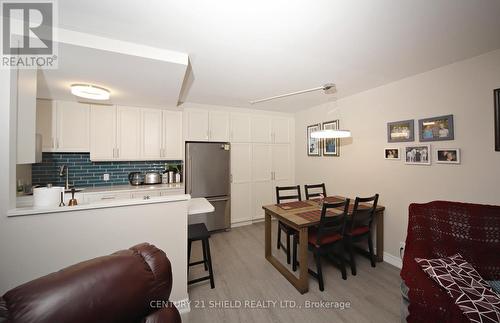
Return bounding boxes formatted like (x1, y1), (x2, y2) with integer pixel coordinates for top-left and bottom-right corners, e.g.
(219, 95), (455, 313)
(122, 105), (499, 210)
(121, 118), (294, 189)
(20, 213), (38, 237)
(416, 254), (500, 323)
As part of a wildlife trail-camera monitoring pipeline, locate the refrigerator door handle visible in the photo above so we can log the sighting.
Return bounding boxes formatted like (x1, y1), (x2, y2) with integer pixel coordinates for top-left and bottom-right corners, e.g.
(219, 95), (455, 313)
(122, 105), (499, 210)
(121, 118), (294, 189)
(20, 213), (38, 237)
(207, 197), (230, 202)
(188, 156), (193, 194)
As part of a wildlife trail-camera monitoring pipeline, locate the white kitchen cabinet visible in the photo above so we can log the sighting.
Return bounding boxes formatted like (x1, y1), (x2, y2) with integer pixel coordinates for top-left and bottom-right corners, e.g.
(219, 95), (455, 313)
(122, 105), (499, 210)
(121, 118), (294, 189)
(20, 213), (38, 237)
(162, 110), (183, 159)
(185, 109), (209, 141)
(90, 105), (117, 160)
(36, 100), (90, 152)
(231, 182), (252, 224)
(252, 181), (273, 220)
(17, 68), (37, 164)
(160, 188), (185, 196)
(209, 111), (230, 142)
(36, 99), (56, 151)
(83, 191), (131, 203)
(251, 115), (272, 143)
(272, 144), (291, 181)
(116, 106), (141, 160)
(56, 101), (90, 152)
(231, 143), (252, 183)
(230, 143), (252, 225)
(271, 117), (290, 143)
(251, 144), (272, 182)
(141, 108), (162, 159)
(131, 191), (161, 199)
(230, 113), (251, 142)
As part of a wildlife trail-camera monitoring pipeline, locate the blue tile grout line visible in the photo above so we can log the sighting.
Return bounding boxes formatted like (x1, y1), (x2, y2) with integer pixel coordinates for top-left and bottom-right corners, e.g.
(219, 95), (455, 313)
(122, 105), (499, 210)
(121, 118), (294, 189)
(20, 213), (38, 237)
(31, 153), (182, 188)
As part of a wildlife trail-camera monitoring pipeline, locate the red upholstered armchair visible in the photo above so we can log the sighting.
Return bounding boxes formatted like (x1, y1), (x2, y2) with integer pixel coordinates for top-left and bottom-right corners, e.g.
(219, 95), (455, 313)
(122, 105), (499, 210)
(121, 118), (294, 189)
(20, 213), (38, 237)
(400, 201), (500, 323)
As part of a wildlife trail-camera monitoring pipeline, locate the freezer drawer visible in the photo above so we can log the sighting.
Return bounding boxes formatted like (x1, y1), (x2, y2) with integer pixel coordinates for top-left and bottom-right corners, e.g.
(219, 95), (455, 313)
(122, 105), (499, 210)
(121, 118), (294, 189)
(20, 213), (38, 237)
(188, 197), (230, 232)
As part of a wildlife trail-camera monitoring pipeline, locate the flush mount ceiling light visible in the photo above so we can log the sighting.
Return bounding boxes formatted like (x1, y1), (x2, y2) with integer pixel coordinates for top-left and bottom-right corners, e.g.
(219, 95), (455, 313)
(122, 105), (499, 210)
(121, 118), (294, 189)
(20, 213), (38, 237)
(311, 129), (352, 139)
(250, 83), (336, 104)
(70, 84), (110, 100)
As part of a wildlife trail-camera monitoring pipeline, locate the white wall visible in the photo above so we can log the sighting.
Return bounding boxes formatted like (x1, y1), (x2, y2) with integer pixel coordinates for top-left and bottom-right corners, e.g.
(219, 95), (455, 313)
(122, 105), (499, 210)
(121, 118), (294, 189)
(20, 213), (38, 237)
(0, 201), (189, 305)
(294, 49), (500, 264)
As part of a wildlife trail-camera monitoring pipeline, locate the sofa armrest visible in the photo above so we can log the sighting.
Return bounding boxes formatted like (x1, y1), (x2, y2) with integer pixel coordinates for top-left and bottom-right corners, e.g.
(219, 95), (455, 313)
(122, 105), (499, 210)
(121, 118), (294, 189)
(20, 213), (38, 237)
(142, 305), (181, 323)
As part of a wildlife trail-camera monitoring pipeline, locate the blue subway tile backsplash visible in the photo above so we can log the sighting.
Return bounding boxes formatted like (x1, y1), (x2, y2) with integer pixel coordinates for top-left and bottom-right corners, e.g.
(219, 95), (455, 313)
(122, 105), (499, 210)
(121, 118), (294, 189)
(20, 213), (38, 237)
(32, 153), (182, 188)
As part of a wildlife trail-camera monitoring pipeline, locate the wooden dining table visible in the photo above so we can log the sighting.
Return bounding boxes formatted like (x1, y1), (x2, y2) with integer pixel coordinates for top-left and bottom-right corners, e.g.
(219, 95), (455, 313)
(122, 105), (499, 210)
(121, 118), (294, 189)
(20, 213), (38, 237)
(262, 196), (385, 294)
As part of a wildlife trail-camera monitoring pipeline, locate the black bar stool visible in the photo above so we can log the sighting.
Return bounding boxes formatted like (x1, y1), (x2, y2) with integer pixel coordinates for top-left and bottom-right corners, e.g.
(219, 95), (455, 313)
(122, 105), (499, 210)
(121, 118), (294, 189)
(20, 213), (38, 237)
(187, 223), (215, 289)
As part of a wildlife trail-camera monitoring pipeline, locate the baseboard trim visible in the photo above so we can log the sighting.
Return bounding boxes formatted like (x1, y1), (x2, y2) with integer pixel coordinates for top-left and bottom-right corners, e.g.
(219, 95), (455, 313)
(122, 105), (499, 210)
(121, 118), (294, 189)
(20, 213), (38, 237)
(173, 298), (190, 314)
(383, 252), (402, 269)
(231, 219), (253, 228)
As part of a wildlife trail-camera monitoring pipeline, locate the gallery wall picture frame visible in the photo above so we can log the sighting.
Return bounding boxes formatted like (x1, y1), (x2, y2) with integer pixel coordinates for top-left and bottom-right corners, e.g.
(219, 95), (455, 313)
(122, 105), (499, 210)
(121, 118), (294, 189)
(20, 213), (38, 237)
(384, 148), (400, 160)
(495, 88), (500, 151)
(387, 119), (415, 143)
(418, 114), (454, 142)
(435, 148), (461, 164)
(404, 144), (431, 165)
(322, 120), (340, 156)
(307, 123), (321, 156)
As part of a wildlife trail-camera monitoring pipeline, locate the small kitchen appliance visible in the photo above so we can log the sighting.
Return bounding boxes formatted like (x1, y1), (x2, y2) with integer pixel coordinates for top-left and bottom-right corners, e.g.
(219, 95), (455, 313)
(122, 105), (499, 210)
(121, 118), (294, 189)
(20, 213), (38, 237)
(144, 172), (162, 185)
(128, 172), (144, 186)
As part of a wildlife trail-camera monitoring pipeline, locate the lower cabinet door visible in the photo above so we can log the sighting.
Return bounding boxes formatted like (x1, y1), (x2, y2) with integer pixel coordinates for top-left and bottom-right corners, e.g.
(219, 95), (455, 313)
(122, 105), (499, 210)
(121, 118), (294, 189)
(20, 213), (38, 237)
(231, 182), (252, 224)
(251, 181), (273, 221)
(84, 192), (131, 203)
(130, 191), (161, 199)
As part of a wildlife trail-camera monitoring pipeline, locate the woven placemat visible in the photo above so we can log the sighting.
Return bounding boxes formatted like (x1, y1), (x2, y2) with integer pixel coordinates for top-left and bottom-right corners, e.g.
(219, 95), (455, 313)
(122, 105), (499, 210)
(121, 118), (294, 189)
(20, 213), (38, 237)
(296, 209), (337, 222)
(276, 201), (311, 210)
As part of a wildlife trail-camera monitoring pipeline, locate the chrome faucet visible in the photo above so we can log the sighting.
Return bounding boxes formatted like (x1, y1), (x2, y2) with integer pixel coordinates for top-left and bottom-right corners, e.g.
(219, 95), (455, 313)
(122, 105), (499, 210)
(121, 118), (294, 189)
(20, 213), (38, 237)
(59, 165), (70, 190)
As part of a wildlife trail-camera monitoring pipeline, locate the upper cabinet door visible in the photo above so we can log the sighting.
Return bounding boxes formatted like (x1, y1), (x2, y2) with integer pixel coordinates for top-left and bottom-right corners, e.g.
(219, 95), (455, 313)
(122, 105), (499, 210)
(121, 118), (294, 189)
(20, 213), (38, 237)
(90, 105), (116, 160)
(185, 109), (209, 141)
(141, 108), (162, 159)
(230, 113), (251, 142)
(271, 117), (290, 143)
(36, 99), (56, 151)
(56, 101), (90, 152)
(251, 115), (272, 143)
(116, 106), (141, 160)
(209, 111), (230, 142)
(162, 110), (183, 160)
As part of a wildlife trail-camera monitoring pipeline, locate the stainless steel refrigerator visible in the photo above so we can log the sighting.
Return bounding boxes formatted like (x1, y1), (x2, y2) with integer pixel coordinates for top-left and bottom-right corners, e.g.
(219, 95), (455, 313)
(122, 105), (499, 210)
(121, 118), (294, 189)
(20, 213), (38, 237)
(185, 142), (230, 231)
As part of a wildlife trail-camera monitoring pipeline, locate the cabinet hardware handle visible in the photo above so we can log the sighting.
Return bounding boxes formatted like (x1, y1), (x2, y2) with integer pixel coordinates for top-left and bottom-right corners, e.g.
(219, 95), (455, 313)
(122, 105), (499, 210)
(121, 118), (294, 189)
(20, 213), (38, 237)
(230, 174), (233, 183)
(101, 196), (116, 200)
(116, 148), (119, 158)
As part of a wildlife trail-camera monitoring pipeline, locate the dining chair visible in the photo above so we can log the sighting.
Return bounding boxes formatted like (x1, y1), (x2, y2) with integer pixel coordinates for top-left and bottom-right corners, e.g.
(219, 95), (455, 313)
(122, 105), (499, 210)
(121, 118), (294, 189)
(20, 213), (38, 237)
(275, 185), (301, 266)
(344, 194), (379, 276)
(304, 183), (327, 200)
(307, 199), (350, 291)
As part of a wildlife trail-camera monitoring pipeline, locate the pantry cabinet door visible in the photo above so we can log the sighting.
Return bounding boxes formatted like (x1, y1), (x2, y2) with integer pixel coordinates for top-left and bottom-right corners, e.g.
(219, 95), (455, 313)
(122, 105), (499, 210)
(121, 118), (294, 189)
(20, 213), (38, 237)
(116, 106), (141, 160)
(252, 181), (273, 220)
(162, 110), (183, 159)
(231, 143), (252, 183)
(272, 144), (291, 181)
(185, 109), (209, 141)
(141, 108), (163, 159)
(56, 101), (90, 152)
(90, 105), (116, 160)
(230, 113), (251, 142)
(231, 182), (252, 224)
(271, 117), (290, 143)
(36, 99), (56, 151)
(251, 144), (272, 182)
(209, 111), (230, 142)
(251, 115), (272, 143)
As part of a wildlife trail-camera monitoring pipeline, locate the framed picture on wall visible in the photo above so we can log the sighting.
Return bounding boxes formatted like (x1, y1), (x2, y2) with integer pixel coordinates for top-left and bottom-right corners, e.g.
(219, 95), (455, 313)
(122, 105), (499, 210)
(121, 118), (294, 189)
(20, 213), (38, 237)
(307, 124), (321, 156)
(418, 115), (454, 141)
(435, 148), (461, 164)
(322, 120), (340, 156)
(404, 145), (431, 165)
(387, 119), (414, 142)
(495, 88), (500, 151)
(384, 148), (400, 160)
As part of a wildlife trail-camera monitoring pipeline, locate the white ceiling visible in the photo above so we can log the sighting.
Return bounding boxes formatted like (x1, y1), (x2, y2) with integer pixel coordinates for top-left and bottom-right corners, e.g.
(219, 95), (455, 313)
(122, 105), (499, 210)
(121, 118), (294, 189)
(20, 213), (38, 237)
(56, 0), (500, 112)
(37, 42), (188, 108)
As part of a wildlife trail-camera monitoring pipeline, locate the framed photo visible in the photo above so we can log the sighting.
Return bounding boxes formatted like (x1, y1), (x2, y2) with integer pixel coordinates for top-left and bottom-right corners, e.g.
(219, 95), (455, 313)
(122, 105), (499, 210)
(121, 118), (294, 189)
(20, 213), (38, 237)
(418, 115), (454, 142)
(404, 145), (431, 165)
(307, 124), (321, 156)
(322, 120), (340, 156)
(436, 148), (461, 164)
(495, 88), (500, 151)
(384, 148), (400, 160)
(387, 120), (414, 142)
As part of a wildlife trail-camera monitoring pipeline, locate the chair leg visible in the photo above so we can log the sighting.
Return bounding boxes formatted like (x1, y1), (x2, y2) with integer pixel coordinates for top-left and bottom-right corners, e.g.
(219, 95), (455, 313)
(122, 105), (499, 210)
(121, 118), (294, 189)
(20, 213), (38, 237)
(286, 232), (291, 264)
(292, 234), (298, 272)
(204, 238), (215, 289)
(348, 237), (357, 276)
(315, 250), (324, 291)
(277, 225), (281, 249)
(202, 239), (208, 271)
(368, 232), (376, 268)
(338, 240), (347, 280)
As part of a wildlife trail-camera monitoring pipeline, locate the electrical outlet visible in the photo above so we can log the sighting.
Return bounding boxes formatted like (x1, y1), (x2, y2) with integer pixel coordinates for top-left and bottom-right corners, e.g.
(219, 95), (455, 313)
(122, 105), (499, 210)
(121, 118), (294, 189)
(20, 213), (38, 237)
(103, 173), (110, 181)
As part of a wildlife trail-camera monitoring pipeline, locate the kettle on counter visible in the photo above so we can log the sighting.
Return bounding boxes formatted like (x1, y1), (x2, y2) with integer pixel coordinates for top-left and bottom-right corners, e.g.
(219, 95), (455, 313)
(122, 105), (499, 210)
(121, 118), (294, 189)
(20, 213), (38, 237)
(128, 172), (144, 186)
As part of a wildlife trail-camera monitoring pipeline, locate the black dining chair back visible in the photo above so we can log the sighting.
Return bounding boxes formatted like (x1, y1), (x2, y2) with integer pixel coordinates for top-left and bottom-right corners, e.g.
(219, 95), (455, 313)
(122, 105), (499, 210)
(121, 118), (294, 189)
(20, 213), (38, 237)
(276, 185), (302, 203)
(304, 183), (327, 200)
(316, 199), (350, 246)
(349, 194), (379, 232)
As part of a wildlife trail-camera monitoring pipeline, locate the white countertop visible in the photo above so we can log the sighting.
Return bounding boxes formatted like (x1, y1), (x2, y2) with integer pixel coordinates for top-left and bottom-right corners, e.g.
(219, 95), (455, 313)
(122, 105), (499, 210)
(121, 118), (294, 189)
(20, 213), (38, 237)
(189, 198), (215, 215)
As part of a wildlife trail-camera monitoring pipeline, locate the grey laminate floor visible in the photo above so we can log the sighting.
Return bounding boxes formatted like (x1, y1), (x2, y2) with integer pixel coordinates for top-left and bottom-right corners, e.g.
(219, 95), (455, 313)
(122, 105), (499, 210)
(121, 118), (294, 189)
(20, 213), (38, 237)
(183, 221), (401, 323)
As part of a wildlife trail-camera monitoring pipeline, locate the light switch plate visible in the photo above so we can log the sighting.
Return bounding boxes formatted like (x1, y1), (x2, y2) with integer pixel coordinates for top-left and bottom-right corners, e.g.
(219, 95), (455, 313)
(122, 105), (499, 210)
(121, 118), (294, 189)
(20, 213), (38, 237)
(103, 173), (110, 181)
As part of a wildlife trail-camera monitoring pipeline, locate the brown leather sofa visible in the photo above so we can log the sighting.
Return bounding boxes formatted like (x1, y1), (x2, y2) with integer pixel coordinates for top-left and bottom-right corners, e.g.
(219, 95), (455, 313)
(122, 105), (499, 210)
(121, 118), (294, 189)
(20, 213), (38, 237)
(0, 243), (181, 323)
